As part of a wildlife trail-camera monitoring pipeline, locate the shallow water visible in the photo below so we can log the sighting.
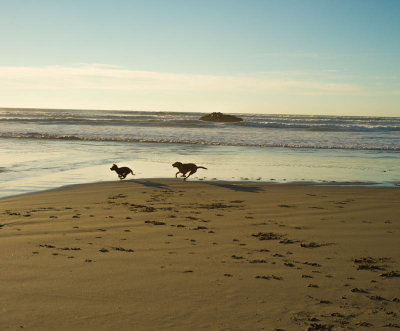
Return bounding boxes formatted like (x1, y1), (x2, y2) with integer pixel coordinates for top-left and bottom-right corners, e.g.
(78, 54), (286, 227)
(0, 137), (399, 198)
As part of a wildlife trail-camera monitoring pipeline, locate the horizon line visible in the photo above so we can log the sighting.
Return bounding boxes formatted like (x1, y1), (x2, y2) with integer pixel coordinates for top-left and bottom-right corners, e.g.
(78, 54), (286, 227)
(1, 106), (399, 119)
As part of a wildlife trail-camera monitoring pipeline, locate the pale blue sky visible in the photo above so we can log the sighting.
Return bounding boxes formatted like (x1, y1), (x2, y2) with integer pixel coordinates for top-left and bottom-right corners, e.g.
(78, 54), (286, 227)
(1, 0), (399, 116)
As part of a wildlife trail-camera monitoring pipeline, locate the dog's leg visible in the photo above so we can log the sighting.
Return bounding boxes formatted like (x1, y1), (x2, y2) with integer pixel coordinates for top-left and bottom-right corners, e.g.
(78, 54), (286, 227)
(175, 171), (181, 178)
(184, 170), (196, 181)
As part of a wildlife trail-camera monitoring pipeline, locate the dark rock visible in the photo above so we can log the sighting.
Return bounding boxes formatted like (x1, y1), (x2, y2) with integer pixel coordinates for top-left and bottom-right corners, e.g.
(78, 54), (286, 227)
(199, 112), (243, 123)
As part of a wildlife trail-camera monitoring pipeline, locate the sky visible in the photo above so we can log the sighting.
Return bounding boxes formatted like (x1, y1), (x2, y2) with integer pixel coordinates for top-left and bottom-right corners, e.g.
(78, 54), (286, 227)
(0, 0), (399, 116)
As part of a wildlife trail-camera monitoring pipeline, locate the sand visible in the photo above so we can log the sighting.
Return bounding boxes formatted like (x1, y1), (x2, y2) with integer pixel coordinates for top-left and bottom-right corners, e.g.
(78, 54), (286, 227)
(0, 179), (399, 330)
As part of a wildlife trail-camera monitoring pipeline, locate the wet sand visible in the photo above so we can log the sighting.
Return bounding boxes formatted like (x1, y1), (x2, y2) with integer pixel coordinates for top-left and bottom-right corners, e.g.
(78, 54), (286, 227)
(0, 180), (399, 330)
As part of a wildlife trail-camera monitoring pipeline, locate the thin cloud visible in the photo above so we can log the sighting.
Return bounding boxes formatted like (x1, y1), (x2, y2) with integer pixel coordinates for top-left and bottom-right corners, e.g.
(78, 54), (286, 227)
(0, 63), (360, 95)
(253, 52), (322, 59)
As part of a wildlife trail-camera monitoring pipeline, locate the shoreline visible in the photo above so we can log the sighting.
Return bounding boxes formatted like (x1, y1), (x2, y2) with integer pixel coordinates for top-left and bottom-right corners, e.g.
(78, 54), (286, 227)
(2, 137), (399, 200)
(1, 177), (398, 200)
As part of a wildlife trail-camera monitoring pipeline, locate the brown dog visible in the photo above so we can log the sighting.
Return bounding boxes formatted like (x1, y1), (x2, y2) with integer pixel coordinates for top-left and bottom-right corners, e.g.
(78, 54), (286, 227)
(110, 164), (135, 180)
(172, 162), (207, 181)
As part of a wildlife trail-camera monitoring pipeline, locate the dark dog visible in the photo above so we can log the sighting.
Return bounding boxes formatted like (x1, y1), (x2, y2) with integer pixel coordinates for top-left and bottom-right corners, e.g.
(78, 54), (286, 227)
(110, 164), (135, 180)
(172, 162), (207, 181)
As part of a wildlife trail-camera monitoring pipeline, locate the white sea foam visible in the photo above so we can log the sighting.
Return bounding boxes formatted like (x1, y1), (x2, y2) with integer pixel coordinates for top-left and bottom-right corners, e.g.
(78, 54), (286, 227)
(0, 108), (399, 151)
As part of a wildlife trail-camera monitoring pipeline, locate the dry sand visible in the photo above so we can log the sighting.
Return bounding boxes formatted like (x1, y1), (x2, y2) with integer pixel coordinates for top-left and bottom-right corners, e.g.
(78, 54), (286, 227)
(0, 179), (399, 330)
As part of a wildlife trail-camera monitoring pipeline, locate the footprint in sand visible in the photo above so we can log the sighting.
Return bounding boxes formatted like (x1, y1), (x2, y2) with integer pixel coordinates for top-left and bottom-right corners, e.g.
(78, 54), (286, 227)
(353, 257), (390, 271)
(112, 247), (134, 253)
(256, 275), (282, 280)
(367, 295), (388, 301)
(249, 259), (267, 264)
(380, 271), (400, 278)
(301, 241), (332, 248)
(40, 244), (56, 248)
(280, 238), (299, 244)
(145, 220), (166, 225)
(192, 226), (208, 230)
(278, 204), (294, 208)
(252, 232), (285, 240)
(303, 262), (321, 267)
(351, 288), (368, 293)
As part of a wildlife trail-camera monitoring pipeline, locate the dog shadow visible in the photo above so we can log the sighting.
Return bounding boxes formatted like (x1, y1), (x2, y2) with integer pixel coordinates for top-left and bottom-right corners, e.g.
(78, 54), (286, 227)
(207, 182), (263, 193)
(132, 180), (171, 190)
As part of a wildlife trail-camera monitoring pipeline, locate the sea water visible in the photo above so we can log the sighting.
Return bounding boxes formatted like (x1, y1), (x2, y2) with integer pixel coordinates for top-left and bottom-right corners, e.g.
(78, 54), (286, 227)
(0, 108), (399, 198)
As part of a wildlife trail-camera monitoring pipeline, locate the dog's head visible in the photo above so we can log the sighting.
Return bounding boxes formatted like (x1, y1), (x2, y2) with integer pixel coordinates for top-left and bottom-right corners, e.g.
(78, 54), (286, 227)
(172, 162), (182, 168)
(110, 164), (118, 171)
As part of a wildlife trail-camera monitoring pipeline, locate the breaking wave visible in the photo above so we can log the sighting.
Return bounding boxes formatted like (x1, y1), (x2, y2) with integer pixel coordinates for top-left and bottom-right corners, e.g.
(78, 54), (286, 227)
(1, 108), (399, 151)
(1, 132), (399, 151)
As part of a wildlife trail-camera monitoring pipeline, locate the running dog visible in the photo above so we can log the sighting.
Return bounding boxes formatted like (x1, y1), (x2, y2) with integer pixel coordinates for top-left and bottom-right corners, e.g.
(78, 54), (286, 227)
(172, 162), (207, 181)
(110, 164), (135, 180)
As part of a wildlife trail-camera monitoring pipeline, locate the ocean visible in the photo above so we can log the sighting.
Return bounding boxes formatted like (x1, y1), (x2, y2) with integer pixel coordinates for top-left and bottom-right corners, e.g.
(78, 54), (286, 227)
(0, 108), (399, 198)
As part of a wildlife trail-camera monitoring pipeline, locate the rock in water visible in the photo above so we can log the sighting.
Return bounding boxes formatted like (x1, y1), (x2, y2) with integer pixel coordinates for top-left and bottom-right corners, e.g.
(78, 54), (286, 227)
(199, 112), (243, 123)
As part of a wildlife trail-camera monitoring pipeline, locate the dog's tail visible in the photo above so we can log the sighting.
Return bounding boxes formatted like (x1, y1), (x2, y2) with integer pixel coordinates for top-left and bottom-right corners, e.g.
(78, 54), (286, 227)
(131, 170), (135, 175)
(197, 166), (207, 170)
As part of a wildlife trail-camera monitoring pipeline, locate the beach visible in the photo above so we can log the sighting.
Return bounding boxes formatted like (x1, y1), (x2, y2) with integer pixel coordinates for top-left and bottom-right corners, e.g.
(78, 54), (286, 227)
(2, 1), (400, 329)
(1, 179), (399, 330)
